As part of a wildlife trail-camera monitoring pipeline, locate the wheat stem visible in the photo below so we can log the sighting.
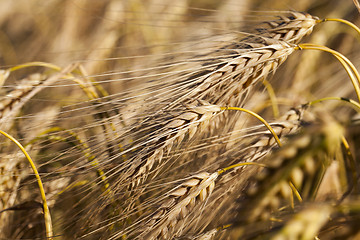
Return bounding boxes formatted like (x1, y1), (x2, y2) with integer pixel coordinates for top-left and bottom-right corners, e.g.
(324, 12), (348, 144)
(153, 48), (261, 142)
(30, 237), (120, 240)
(341, 136), (358, 195)
(289, 181), (303, 203)
(263, 79), (280, 118)
(221, 106), (282, 147)
(321, 18), (360, 38)
(217, 162), (267, 175)
(9, 61), (62, 72)
(27, 127), (110, 192)
(309, 97), (360, 112)
(8, 62), (101, 100)
(296, 43), (360, 102)
(0, 130), (53, 239)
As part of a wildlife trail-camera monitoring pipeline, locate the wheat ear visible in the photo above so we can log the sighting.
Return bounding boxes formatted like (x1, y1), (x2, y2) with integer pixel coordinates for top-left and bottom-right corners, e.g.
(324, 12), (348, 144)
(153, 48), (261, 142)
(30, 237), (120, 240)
(185, 39), (294, 106)
(193, 10), (318, 106)
(122, 41), (296, 191)
(137, 171), (219, 240)
(257, 11), (319, 44)
(173, 106), (308, 238)
(137, 113), (309, 240)
(129, 100), (222, 187)
(193, 10), (319, 105)
(117, 11), (317, 189)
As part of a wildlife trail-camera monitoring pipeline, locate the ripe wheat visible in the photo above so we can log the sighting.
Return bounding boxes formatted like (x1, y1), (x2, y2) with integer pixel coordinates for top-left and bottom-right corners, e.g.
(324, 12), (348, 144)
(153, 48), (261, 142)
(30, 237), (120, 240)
(1, 5), (359, 240)
(121, 30), (309, 190)
(229, 118), (343, 238)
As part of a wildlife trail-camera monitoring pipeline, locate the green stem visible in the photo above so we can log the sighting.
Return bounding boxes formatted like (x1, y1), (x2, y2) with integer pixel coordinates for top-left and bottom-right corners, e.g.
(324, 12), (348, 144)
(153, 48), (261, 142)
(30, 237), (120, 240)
(309, 97), (360, 112)
(263, 79), (280, 118)
(320, 18), (360, 37)
(0, 130), (53, 239)
(218, 162), (267, 175)
(296, 44), (360, 103)
(221, 106), (282, 147)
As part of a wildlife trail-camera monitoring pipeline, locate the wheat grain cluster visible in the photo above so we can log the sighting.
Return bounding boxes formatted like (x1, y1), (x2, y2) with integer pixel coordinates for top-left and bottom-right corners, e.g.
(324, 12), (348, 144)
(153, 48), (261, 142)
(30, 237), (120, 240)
(1, 1), (360, 239)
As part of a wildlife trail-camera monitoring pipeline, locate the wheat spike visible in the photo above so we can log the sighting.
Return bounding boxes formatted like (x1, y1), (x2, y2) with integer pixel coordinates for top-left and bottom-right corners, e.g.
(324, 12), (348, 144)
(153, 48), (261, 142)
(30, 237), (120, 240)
(135, 104), (304, 238)
(137, 172), (218, 240)
(183, 39), (294, 106)
(255, 11), (319, 44)
(126, 100), (222, 188)
(188, 10), (318, 106)
(134, 105), (306, 239)
(126, 11), (317, 111)
(112, 11), (318, 190)
(170, 106), (308, 237)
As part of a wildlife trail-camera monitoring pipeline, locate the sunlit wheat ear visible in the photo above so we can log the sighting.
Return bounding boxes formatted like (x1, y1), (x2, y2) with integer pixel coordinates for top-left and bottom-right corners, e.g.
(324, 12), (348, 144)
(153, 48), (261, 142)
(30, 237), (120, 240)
(137, 172), (218, 240)
(144, 11), (316, 109)
(230, 118), (343, 237)
(271, 204), (332, 240)
(129, 100), (222, 188)
(255, 11), (318, 44)
(210, 11), (318, 106)
(179, 106), (308, 238)
(189, 40), (294, 106)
